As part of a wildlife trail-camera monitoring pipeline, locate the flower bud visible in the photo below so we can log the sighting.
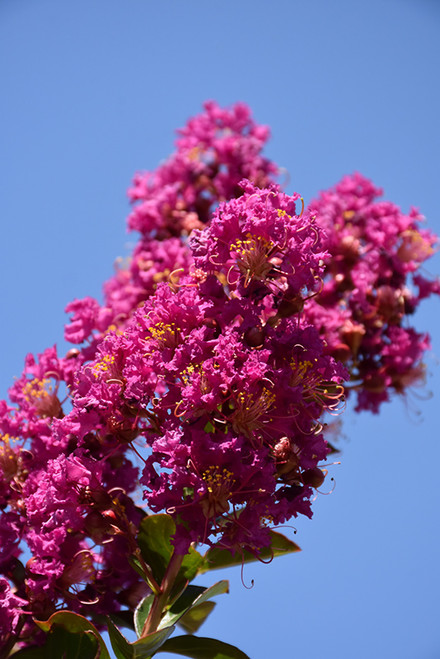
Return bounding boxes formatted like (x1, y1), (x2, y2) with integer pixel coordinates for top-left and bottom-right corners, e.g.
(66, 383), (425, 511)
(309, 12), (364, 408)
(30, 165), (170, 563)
(302, 467), (325, 489)
(244, 326), (265, 347)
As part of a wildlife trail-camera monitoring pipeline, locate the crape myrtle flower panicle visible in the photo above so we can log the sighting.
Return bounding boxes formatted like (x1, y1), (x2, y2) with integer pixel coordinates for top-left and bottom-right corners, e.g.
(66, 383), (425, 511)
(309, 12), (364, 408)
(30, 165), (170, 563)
(138, 317), (346, 553)
(306, 173), (440, 412)
(3, 101), (438, 649)
(58, 182), (345, 556)
(121, 185), (347, 554)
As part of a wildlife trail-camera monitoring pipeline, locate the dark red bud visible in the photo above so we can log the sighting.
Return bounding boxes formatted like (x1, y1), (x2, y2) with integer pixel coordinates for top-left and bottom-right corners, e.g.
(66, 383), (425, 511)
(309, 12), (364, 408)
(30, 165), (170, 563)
(278, 297), (304, 317)
(65, 349), (80, 359)
(302, 467), (325, 489)
(244, 326), (265, 347)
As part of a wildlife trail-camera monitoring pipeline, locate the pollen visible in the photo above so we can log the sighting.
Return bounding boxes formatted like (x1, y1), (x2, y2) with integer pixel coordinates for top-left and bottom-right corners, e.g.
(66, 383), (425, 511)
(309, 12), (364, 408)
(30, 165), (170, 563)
(147, 321), (181, 349)
(23, 377), (52, 402)
(230, 233), (275, 286)
(0, 434), (19, 481)
(290, 357), (344, 412)
(22, 378), (62, 418)
(92, 354), (116, 379)
(203, 465), (235, 495)
(181, 364), (195, 385)
(231, 387), (276, 438)
(201, 466), (235, 516)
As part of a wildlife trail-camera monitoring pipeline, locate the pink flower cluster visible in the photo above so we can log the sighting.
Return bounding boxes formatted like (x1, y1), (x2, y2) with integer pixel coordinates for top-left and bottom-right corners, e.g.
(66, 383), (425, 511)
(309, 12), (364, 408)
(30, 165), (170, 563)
(0, 102), (438, 649)
(305, 173), (439, 411)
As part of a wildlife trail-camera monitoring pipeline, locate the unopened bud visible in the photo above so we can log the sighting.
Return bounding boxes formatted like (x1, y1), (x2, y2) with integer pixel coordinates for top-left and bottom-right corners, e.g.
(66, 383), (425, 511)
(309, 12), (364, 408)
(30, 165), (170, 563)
(302, 467), (325, 489)
(244, 326), (265, 347)
(278, 297), (304, 317)
(65, 348), (80, 360)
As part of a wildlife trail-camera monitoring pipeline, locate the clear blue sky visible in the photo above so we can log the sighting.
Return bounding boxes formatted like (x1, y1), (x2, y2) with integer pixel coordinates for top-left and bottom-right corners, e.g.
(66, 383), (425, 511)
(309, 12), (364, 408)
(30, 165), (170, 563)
(1, 1), (440, 657)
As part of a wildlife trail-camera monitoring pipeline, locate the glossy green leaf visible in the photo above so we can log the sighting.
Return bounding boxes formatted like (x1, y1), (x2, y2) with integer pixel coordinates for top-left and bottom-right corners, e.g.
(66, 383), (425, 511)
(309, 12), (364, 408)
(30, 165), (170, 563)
(107, 616), (176, 659)
(34, 611), (110, 659)
(177, 602), (216, 634)
(134, 594), (155, 638)
(137, 514), (203, 587)
(159, 580), (228, 630)
(157, 635), (251, 659)
(106, 618), (133, 659)
(137, 515), (176, 583)
(131, 627), (176, 657)
(199, 531), (300, 573)
(158, 585), (206, 630)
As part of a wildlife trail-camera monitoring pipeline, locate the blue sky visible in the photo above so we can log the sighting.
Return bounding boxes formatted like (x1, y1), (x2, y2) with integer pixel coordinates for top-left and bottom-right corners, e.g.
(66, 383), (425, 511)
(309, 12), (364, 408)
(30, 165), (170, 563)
(1, 1), (440, 657)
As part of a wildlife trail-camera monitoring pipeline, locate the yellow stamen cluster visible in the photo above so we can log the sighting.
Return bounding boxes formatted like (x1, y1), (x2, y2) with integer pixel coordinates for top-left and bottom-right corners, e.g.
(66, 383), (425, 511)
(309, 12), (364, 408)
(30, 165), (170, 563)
(342, 210), (356, 220)
(181, 364), (197, 385)
(290, 359), (314, 388)
(203, 465), (235, 496)
(0, 433), (18, 481)
(200, 465), (235, 518)
(147, 322), (181, 349)
(22, 378), (62, 417)
(23, 378), (53, 403)
(290, 357), (344, 411)
(230, 233), (275, 285)
(188, 146), (202, 161)
(104, 324), (123, 336)
(92, 354), (116, 379)
(231, 387), (275, 437)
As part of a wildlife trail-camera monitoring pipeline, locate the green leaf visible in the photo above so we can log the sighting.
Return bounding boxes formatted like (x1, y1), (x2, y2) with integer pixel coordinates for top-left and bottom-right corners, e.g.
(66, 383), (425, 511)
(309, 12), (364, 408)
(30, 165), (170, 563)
(132, 628), (176, 658)
(134, 594), (155, 638)
(158, 585), (206, 630)
(157, 635), (251, 659)
(177, 602), (216, 634)
(137, 515), (175, 583)
(159, 580), (228, 630)
(11, 626), (100, 659)
(34, 611), (110, 659)
(106, 618), (133, 659)
(137, 514), (203, 588)
(107, 616), (176, 659)
(199, 531), (300, 573)
(47, 627), (100, 659)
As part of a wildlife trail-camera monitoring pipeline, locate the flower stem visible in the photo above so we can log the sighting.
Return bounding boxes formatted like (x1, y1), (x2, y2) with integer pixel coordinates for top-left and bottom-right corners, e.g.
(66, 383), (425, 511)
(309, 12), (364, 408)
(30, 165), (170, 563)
(141, 549), (184, 637)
